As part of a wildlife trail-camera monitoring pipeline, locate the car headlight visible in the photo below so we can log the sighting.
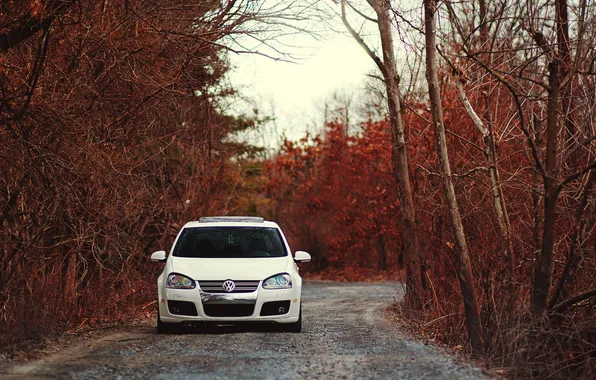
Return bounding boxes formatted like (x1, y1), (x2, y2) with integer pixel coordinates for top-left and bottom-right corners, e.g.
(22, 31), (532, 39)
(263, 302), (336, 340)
(166, 273), (196, 289)
(262, 273), (292, 289)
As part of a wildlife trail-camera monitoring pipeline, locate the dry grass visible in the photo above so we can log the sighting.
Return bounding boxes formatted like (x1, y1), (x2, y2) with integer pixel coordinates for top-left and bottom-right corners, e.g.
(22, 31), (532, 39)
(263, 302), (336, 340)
(386, 294), (596, 379)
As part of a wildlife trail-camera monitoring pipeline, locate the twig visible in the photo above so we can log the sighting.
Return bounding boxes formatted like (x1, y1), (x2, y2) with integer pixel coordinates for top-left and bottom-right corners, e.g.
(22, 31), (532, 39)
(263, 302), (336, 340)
(552, 289), (596, 314)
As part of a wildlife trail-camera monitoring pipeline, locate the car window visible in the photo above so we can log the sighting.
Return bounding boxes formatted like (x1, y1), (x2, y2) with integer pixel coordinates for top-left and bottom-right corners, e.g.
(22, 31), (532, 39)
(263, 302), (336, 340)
(173, 227), (288, 258)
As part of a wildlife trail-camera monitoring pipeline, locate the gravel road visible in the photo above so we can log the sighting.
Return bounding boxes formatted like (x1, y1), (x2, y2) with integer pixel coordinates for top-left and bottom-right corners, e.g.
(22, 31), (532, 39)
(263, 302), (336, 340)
(2, 281), (492, 379)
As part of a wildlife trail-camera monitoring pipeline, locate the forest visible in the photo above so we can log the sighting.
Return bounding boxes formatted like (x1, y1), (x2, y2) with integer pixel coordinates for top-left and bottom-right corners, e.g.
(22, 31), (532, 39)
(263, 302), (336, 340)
(1, 1), (594, 379)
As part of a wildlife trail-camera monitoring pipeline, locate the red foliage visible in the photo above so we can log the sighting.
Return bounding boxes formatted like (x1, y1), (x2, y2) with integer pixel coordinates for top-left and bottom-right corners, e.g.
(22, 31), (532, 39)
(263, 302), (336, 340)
(264, 81), (595, 378)
(266, 121), (403, 276)
(0, 1), (264, 349)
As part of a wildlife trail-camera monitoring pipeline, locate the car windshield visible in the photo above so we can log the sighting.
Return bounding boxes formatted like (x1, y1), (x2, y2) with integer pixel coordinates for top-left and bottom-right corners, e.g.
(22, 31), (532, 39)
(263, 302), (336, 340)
(172, 227), (288, 258)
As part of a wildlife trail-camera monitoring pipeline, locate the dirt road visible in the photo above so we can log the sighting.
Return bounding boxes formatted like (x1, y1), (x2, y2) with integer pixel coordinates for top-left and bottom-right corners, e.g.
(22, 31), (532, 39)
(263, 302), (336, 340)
(2, 281), (491, 379)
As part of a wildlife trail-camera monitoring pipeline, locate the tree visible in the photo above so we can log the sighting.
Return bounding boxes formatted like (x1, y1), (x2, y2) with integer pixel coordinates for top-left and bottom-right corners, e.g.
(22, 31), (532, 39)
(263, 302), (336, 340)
(441, 4), (515, 311)
(0, 0), (296, 346)
(423, 0), (483, 354)
(339, 0), (425, 309)
(445, 0), (596, 318)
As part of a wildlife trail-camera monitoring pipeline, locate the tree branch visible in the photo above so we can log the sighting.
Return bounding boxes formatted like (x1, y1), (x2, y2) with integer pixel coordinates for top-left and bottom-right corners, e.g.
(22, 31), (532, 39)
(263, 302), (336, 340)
(548, 170), (595, 309)
(345, 0), (377, 23)
(463, 51), (547, 179)
(340, 0), (386, 78)
(437, 47), (490, 138)
(0, 0), (74, 53)
(388, 4), (425, 35)
(446, 129), (485, 153)
(552, 288), (596, 314)
(560, 161), (596, 188)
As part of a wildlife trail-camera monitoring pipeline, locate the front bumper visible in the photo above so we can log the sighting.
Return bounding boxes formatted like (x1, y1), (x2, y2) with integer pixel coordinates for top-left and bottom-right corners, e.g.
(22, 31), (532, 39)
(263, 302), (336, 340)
(158, 284), (301, 324)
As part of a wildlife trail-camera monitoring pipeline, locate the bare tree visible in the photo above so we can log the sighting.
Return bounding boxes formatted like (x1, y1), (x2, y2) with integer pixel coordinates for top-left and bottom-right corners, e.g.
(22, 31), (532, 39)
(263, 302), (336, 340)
(339, 0), (425, 309)
(0, 0), (331, 346)
(444, 0), (596, 318)
(438, 35), (515, 311)
(423, 0), (483, 354)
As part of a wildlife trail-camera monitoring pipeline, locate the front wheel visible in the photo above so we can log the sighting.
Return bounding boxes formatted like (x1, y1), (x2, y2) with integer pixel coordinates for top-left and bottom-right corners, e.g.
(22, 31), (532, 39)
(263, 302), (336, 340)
(157, 309), (179, 334)
(280, 305), (302, 333)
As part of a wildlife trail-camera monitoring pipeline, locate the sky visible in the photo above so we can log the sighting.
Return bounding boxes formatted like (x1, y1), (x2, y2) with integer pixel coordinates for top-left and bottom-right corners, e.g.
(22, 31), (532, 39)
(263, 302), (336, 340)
(227, 33), (377, 148)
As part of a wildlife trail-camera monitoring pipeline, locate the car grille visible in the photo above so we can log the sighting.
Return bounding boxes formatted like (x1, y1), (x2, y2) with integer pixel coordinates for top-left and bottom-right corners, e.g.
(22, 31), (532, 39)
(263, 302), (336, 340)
(198, 280), (260, 293)
(202, 304), (255, 317)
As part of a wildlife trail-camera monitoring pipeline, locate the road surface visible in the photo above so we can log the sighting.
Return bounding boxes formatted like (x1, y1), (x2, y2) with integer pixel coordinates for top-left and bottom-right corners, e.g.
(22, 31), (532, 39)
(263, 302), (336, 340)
(2, 281), (491, 379)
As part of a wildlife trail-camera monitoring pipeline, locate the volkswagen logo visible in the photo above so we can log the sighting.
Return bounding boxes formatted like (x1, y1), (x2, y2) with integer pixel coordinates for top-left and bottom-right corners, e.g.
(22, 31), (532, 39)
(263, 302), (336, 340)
(222, 280), (236, 293)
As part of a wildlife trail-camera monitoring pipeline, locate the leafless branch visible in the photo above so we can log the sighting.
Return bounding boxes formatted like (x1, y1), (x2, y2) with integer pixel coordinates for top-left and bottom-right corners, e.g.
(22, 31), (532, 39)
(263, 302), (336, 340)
(552, 288), (596, 314)
(340, 0), (386, 78)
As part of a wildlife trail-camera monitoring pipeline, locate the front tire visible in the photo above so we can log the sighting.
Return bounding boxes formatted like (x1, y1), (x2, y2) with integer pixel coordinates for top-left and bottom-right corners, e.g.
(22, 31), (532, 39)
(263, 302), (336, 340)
(157, 309), (179, 334)
(280, 305), (302, 333)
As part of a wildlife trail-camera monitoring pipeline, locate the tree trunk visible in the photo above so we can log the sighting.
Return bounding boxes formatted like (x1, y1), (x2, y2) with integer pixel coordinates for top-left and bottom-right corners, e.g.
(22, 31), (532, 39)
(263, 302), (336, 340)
(477, 0), (514, 306)
(64, 251), (78, 316)
(555, 0), (574, 140)
(531, 59), (561, 316)
(377, 235), (387, 271)
(371, 0), (425, 310)
(341, 0), (425, 309)
(532, 115), (544, 260)
(454, 79), (515, 308)
(424, 0), (484, 355)
(549, 171), (595, 310)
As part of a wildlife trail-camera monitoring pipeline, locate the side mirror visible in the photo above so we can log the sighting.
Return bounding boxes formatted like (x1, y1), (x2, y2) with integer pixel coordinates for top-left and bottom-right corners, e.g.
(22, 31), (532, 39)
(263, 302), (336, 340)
(151, 250), (167, 262)
(294, 251), (311, 263)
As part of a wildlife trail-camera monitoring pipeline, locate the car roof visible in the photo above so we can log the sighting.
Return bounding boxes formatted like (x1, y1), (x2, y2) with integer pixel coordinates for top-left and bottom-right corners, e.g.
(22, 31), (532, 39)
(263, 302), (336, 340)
(182, 216), (280, 229)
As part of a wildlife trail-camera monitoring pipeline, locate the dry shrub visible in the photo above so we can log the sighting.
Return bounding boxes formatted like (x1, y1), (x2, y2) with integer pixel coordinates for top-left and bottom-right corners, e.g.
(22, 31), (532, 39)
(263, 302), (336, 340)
(0, 0), (264, 351)
(264, 111), (595, 378)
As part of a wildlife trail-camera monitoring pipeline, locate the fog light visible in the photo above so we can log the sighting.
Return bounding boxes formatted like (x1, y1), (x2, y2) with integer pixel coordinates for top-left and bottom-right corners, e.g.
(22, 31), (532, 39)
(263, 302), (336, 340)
(260, 301), (291, 316)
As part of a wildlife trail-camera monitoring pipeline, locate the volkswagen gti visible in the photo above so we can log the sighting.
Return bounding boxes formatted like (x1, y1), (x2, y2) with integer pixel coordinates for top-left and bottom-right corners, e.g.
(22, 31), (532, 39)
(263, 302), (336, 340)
(151, 216), (311, 333)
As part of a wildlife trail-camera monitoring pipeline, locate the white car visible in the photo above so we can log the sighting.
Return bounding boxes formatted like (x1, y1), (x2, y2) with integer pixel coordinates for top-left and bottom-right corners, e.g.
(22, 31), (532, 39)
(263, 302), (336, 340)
(151, 216), (311, 333)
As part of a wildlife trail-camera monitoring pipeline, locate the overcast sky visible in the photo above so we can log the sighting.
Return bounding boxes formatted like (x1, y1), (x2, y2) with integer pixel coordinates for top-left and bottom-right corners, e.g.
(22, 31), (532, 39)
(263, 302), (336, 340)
(227, 33), (377, 148)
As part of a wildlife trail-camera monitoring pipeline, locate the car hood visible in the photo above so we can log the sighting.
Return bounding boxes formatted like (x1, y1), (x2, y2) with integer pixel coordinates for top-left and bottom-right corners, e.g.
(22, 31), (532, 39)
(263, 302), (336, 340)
(171, 257), (290, 281)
